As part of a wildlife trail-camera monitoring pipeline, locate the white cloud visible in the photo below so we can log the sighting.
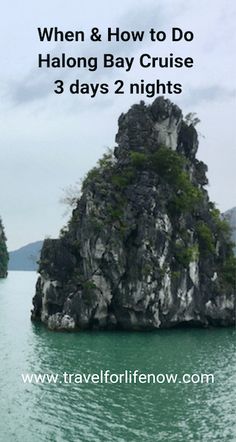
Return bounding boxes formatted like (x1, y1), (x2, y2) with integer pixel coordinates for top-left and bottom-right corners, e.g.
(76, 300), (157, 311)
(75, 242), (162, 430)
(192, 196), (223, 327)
(0, 0), (235, 249)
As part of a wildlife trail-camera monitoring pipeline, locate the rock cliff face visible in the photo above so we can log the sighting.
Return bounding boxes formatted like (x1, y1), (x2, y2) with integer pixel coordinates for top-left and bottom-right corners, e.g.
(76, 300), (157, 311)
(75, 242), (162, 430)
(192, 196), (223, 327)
(32, 98), (236, 330)
(0, 218), (8, 278)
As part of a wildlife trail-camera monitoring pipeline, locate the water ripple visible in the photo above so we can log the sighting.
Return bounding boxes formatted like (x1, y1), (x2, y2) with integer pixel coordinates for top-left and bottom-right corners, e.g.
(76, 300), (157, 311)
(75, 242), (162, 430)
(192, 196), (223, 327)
(0, 272), (236, 441)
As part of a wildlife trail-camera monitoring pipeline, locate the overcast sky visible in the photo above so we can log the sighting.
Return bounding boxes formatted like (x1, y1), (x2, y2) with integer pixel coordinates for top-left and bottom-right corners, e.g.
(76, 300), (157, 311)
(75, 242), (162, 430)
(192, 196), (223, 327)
(0, 0), (235, 250)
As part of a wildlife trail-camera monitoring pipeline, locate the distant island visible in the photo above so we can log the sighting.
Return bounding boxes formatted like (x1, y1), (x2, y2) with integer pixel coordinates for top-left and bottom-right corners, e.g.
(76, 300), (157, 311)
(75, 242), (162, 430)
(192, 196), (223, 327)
(32, 97), (236, 331)
(9, 241), (43, 271)
(0, 217), (8, 278)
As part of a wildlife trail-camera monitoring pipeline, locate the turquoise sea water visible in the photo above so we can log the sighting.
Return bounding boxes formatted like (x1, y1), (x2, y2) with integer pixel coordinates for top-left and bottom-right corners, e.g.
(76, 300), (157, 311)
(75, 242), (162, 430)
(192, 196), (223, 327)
(0, 271), (236, 441)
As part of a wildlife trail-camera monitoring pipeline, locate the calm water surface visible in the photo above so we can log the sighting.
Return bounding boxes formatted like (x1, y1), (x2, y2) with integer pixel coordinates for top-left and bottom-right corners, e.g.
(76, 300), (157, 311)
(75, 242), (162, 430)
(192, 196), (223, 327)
(0, 272), (236, 442)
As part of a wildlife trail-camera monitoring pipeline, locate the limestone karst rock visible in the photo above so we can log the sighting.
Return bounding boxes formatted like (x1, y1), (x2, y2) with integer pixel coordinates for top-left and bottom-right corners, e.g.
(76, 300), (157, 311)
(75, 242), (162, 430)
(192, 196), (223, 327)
(0, 218), (8, 278)
(32, 97), (236, 330)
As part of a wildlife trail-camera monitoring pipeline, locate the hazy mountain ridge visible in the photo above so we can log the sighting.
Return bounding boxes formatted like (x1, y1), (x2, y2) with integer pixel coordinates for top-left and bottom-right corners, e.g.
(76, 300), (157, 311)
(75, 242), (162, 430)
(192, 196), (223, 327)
(9, 241), (43, 271)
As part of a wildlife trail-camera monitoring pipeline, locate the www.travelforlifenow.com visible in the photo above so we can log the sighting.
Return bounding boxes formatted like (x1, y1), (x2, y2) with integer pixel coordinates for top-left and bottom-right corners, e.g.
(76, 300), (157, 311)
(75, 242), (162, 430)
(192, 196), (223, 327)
(21, 370), (214, 385)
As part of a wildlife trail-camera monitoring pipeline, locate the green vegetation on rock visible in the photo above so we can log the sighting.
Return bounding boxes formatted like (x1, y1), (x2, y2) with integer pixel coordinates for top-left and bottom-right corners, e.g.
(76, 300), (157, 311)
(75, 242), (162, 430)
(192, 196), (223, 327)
(0, 218), (8, 278)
